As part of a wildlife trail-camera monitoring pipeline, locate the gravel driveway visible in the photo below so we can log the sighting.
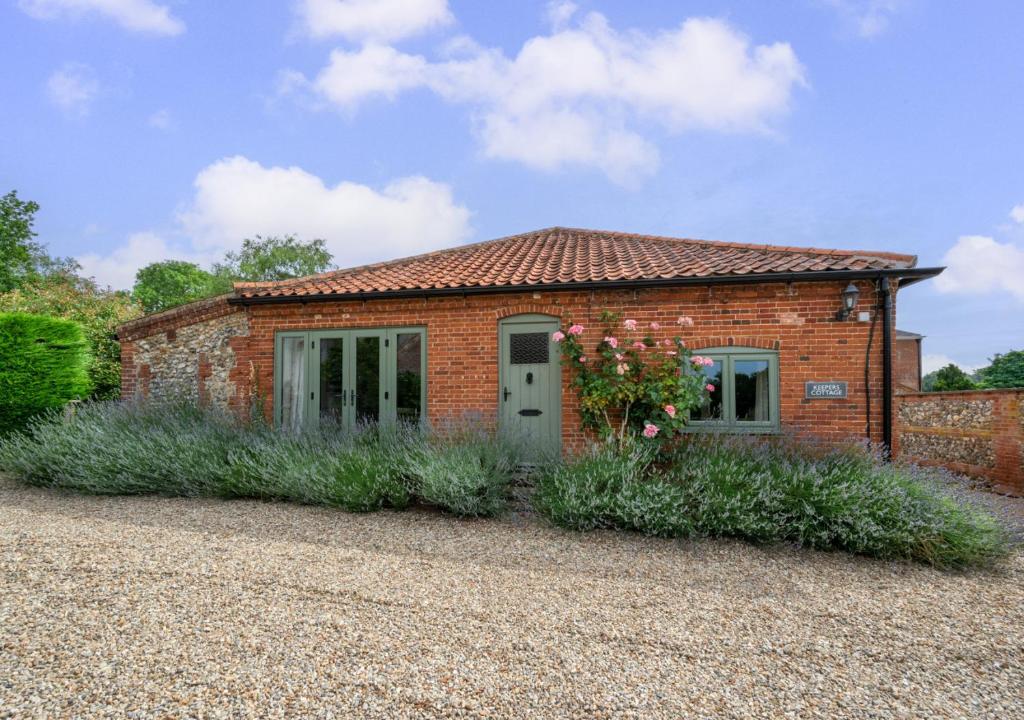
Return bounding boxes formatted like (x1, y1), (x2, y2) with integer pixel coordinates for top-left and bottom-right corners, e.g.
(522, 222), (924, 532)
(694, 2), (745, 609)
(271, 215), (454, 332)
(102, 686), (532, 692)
(1, 476), (1022, 719)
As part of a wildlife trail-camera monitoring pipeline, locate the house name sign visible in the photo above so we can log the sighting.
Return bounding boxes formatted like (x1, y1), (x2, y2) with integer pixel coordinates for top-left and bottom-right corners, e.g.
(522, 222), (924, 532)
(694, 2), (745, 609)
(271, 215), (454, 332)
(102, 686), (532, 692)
(805, 381), (848, 399)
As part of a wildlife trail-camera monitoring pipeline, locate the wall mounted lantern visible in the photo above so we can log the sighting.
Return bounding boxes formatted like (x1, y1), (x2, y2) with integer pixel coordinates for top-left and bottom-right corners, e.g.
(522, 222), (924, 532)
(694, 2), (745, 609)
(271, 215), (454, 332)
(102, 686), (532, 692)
(835, 282), (860, 320)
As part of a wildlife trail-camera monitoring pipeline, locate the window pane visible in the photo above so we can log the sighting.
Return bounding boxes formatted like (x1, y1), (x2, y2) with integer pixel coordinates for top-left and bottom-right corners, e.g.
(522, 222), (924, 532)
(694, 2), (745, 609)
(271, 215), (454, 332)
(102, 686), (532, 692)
(319, 338), (345, 421)
(734, 359), (770, 422)
(355, 336), (380, 423)
(696, 359), (723, 420)
(396, 332), (422, 421)
(279, 337), (305, 430)
(510, 332), (549, 364)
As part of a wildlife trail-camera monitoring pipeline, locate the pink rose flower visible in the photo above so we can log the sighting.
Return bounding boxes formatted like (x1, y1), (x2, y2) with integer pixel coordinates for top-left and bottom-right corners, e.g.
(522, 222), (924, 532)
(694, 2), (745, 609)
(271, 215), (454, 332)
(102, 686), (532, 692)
(568, 324), (584, 336)
(704, 357), (715, 366)
(579, 356), (587, 362)
(552, 331), (565, 342)
(643, 423), (659, 438)
(632, 341), (646, 350)
(604, 336), (619, 349)
(662, 338), (674, 347)
(706, 383), (716, 392)
(691, 355), (705, 366)
(650, 321), (660, 330)
(623, 319), (638, 331)
(664, 405), (676, 418)
(677, 316), (694, 327)
(616, 363), (627, 375)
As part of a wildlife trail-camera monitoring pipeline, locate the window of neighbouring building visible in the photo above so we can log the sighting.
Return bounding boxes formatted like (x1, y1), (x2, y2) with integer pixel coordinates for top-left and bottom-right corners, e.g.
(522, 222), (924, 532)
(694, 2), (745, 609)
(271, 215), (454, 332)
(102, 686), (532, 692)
(688, 347), (780, 433)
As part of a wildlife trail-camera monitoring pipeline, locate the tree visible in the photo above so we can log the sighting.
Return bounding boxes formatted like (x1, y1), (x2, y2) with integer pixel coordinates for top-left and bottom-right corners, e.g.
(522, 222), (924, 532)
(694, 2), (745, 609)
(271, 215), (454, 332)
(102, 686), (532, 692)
(929, 363), (977, 392)
(212, 234), (333, 282)
(132, 261), (233, 314)
(976, 350), (1024, 389)
(0, 274), (142, 400)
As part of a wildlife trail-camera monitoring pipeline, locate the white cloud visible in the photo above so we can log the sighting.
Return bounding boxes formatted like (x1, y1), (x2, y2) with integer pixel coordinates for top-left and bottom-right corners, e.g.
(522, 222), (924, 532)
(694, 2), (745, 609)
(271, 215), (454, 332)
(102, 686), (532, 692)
(934, 235), (1024, 302)
(80, 157), (472, 290)
(46, 63), (99, 115)
(296, 0), (452, 42)
(147, 108), (174, 130)
(1010, 203), (1024, 224)
(180, 156), (472, 263)
(78, 232), (212, 290)
(291, 13), (805, 184)
(821, 0), (908, 38)
(546, 1), (577, 30)
(921, 354), (981, 376)
(20, 0), (184, 35)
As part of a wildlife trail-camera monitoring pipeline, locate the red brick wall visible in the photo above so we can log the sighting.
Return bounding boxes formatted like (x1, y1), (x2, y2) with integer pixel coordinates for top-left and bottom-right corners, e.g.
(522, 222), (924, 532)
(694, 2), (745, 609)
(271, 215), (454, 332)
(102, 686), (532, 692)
(120, 279), (897, 450)
(895, 337), (921, 392)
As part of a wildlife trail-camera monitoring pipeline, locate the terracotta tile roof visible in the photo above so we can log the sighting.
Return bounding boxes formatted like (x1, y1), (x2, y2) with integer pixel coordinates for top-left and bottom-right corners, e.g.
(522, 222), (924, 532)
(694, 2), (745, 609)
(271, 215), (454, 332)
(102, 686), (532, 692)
(233, 227), (918, 299)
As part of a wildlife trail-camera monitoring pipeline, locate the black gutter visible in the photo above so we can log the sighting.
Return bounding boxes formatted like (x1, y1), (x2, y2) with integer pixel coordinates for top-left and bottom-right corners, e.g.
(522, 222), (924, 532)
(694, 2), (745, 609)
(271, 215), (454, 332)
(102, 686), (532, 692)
(880, 276), (894, 456)
(228, 266), (945, 305)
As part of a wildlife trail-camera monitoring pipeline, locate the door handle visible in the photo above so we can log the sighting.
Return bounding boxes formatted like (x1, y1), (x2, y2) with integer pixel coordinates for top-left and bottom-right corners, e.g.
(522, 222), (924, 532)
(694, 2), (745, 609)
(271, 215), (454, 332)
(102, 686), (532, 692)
(503, 386), (511, 401)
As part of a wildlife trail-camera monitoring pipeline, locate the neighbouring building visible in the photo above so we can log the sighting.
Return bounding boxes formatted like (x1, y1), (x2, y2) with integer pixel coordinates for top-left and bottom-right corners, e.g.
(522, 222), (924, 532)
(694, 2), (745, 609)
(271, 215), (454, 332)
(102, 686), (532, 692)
(895, 329), (924, 392)
(116, 227), (943, 455)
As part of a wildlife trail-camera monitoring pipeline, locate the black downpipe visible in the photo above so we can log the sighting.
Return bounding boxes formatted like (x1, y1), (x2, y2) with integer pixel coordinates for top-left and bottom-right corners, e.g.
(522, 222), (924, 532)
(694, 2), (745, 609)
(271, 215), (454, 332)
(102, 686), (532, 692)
(880, 276), (894, 456)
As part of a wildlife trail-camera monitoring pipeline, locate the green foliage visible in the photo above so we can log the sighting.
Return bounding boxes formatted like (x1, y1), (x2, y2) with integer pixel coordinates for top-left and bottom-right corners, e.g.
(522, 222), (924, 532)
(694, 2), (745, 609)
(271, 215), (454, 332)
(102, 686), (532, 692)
(534, 436), (1009, 568)
(533, 442), (692, 537)
(929, 363), (977, 392)
(405, 426), (524, 517)
(0, 274), (142, 400)
(212, 234), (333, 282)
(556, 311), (709, 445)
(0, 403), (517, 517)
(0, 312), (92, 434)
(0, 190), (76, 293)
(977, 350), (1024, 389)
(132, 260), (233, 314)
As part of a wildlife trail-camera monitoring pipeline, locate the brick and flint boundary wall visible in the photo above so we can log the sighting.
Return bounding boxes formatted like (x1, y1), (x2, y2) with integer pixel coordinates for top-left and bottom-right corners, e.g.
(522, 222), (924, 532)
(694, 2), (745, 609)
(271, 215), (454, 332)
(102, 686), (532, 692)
(894, 389), (1024, 496)
(119, 279), (896, 452)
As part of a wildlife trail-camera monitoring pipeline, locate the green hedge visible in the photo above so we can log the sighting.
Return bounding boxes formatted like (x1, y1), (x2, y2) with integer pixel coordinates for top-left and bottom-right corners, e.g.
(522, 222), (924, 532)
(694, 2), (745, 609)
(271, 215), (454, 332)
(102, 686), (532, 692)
(0, 312), (92, 434)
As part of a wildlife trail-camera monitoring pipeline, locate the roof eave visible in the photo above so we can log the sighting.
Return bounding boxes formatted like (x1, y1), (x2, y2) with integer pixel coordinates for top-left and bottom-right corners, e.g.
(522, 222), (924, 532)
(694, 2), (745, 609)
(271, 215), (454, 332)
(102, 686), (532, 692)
(227, 266), (945, 306)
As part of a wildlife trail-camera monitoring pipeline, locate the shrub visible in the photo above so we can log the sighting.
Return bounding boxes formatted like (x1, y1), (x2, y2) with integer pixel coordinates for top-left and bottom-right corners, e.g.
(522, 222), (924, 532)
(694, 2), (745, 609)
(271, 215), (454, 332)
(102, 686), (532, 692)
(0, 275), (142, 400)
(224, 421), (411, 511)
(533, 442), (692, 537)
(0, 401), (243, 494)
(0, 403), (517, 516)
(406, 426), (524, 517)
(0, 312), (92, 434)
(668, 435), (1010, 569)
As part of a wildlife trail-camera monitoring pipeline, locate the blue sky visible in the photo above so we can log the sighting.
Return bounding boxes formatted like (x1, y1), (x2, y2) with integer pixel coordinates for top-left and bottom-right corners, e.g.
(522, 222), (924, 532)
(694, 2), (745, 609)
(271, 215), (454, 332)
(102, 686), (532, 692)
(2, 0), (1022, 372)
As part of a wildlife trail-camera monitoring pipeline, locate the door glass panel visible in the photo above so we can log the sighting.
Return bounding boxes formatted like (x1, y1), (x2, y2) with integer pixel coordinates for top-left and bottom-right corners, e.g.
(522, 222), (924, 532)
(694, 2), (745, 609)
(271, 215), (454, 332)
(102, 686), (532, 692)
(355, 336), (381, 424)
(279, 336), (306, 430)
(734, 359), (770, 422)
(395, 332), (422, 422)
(510, 332), (549, 364)
(696, 359), (723, 421)
(319, 337), (345, 421)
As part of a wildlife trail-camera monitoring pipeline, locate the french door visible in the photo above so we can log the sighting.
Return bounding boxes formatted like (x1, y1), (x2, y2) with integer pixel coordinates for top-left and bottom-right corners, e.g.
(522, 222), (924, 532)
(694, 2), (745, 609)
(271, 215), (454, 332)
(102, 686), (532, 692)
(274, 327), (425, 430)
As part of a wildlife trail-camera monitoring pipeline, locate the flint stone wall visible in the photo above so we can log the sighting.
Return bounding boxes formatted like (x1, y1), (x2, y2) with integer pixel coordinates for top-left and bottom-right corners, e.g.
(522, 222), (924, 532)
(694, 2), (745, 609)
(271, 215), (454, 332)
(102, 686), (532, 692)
(132, 312), (249, 409)
(894, 389), (1024, 496)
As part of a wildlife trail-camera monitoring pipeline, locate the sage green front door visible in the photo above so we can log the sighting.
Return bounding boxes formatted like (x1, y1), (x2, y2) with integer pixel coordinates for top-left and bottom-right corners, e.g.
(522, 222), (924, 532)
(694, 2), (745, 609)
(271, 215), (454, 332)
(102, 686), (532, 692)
(499, 315), (561, 457)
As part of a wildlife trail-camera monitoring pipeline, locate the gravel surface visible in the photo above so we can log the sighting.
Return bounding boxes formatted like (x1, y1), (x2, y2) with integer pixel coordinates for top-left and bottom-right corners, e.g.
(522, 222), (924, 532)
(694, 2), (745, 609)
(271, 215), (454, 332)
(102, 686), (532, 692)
(1, 476), (1022, 719)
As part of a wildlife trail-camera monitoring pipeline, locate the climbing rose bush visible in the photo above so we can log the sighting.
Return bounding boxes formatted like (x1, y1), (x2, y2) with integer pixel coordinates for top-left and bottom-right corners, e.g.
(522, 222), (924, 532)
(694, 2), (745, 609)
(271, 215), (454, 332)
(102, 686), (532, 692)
(553, 311), (711, 445)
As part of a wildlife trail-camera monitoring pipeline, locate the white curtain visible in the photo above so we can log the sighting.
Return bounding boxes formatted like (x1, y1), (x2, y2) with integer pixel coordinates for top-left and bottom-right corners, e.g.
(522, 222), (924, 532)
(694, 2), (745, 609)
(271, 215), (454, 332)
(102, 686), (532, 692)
(281, 338), (305, 430)
(754, 364), (769, 421)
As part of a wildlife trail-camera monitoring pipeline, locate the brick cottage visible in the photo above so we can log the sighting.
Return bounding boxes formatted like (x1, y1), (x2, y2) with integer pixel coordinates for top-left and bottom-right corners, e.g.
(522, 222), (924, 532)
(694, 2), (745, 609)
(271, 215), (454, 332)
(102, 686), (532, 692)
(116, 227), (943, 455)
